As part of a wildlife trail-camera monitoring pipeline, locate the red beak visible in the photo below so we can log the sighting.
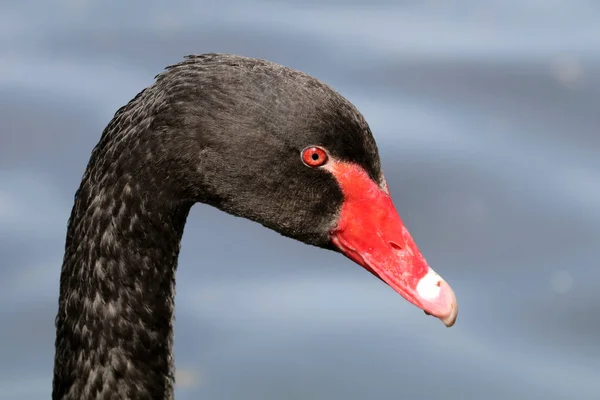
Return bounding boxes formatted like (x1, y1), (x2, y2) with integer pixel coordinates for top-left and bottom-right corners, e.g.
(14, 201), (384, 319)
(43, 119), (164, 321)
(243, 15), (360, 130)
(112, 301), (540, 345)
(326, 161), (458, 327)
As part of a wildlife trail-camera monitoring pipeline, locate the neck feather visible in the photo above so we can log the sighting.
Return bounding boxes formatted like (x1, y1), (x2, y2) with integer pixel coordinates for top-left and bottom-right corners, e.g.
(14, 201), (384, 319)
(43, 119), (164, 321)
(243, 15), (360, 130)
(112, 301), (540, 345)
(52, 164), (192, 399)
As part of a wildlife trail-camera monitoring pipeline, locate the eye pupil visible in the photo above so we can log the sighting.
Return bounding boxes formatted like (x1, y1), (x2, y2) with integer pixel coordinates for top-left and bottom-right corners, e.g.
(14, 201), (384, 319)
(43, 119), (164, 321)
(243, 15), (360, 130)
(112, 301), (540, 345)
(311, 153), (319, 161)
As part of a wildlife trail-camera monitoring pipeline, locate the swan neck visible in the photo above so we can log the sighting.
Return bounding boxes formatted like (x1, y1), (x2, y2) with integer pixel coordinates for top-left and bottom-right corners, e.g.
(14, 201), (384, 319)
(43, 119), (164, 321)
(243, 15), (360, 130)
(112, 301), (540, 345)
(53, 174), (192, 400)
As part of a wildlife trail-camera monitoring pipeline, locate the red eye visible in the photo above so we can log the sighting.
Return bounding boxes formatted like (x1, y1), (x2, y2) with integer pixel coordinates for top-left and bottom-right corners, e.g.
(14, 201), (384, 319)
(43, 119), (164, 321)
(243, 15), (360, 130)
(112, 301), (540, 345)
(302, 146), (329, 167)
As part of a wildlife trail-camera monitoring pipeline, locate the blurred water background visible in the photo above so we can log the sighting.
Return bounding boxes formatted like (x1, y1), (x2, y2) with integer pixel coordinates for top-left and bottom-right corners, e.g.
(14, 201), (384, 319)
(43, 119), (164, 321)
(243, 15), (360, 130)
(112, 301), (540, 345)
(1, 1), (599, 399)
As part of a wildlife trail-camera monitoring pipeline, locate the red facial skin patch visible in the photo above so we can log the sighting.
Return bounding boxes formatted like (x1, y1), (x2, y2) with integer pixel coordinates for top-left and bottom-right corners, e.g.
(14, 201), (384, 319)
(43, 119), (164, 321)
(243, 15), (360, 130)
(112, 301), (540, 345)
(324, 159), (458, 327)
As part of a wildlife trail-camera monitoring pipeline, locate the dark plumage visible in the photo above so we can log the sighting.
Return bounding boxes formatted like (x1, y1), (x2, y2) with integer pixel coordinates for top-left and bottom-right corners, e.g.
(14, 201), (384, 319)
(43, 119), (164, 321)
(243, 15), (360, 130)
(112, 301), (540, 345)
(53, 54), (385, 399)
(54, 53), (459, 400)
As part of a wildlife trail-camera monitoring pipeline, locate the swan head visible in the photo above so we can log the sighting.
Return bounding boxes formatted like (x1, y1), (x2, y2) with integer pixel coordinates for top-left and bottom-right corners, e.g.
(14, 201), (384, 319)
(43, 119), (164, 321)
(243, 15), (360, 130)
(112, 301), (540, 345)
(136, 54), (458, 327)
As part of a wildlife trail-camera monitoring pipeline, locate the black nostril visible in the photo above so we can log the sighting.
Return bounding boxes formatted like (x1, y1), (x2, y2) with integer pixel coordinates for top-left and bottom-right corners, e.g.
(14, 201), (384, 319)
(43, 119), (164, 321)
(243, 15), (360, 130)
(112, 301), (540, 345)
(389, 241), (403, 251)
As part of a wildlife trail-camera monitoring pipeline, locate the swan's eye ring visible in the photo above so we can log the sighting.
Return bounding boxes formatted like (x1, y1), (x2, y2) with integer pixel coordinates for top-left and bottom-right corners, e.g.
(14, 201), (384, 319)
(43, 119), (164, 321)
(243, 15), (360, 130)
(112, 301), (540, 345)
(301, 146), (329, 167)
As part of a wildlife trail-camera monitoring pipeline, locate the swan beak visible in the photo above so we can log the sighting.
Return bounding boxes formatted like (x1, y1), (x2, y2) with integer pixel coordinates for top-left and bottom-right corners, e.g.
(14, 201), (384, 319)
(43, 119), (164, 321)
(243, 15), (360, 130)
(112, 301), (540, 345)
(326, 162), (458, 327)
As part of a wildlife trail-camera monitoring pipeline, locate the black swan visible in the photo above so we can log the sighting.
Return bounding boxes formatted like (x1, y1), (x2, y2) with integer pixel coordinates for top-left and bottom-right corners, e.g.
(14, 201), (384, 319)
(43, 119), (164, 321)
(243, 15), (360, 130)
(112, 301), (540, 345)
(53, 54), (458, 399)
